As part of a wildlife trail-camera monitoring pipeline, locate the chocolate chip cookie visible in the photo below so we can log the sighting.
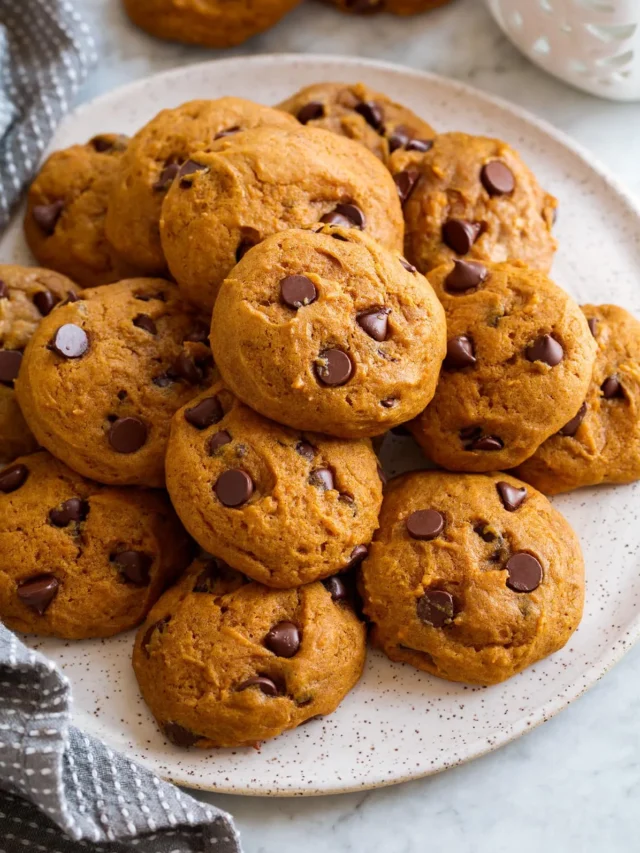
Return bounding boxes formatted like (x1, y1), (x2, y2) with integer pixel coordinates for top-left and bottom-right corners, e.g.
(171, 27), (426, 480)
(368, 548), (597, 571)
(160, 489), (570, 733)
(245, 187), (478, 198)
(122, 0), (301, 48)
(327, 0), (453, 13)
(390, 132), (557, 274)
(106, 98), (298, 276)
(160, 125), (405, 311)
(0, 265), (78, 464)
(277, 81), (435, 163)
(16, 278), (214, 488)
(132, 556), (366, 747)
(24, 134), (136, 288)
(0, 450), (191, 639)
(211, 226), (445, 437)
(410, 260), (597, 471)
(360, 470), (585, 685)
(516, 304), (640, 494)
(166, 380), (382, 588)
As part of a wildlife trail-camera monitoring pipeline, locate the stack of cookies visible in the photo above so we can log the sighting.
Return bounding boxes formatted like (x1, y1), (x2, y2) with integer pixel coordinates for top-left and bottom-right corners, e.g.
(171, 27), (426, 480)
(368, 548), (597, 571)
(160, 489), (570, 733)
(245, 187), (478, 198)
(1, 81), (638, 750)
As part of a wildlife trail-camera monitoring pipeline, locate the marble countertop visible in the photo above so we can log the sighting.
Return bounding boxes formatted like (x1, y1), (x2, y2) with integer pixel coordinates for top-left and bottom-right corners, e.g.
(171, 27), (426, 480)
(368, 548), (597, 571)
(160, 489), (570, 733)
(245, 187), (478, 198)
(72, 1), (640, 850)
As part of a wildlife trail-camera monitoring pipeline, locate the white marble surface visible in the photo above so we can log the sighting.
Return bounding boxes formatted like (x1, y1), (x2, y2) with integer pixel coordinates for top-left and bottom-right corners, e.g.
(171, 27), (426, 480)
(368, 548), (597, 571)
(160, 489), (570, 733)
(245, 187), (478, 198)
(70, 1), (640, 850)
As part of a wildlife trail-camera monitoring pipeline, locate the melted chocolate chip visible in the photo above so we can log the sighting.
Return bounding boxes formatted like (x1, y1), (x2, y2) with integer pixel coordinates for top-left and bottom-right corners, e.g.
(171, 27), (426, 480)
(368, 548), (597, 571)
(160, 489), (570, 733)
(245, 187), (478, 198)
(496, 481), (527, 512)
(17, 574), (59, 614)
(208, 430), (232, 453)
(113, 550), (152, 585)
(481, 161), (515, 196)
(296, 441), (316, 461)
(215, 469), (254, 507)
(321, 203), (365, 229)
(354, 100), (383, 130)
(309, 468), (334, 490)
(49, 324), (88, 359)
(526, 334), (564, 367)
(214, 125), (241, 140)
(445, 259), (488, 293)
(34, 290), (58, 316)
(184, 320), (210, 344)
(108, 417), (147, 453)
(280, 275), (317, 309)
(49, 498), (89, 527)
(601, 376), (623, 399)
(0, 463), (29, 493)
(323, 576), (348, 602)
(445, 335), (476, 369)
(559, 401), (587, 437)
(315, 349), (353, 386)
(153, 162), (180, 191)
(163, 722), (199, 747)
(505, 552), (543, 593)
(417, 589), (455, 627)
(442, 219), (482, 255)
(178, 159), (208, 187)
(406, 509), (445, 541)
(185, 396), (222, 429)
(357, 307), (390, 341)
(394, 168), (420, 204)
(297, 102), (324, 124)
(237, 676), (280, 696)
(346, 544), (368, 568)
(133, 313), (157, 335)
(32, 200), (64, 234)
(265, 622), (301, 658)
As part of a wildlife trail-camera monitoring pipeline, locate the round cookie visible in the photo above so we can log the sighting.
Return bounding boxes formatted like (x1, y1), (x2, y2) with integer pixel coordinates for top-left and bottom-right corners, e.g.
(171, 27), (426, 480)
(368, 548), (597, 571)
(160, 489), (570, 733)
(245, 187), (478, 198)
(106, 98), (298, 276)
(133, 556), (366, 747)
(360, 470), (585, 685)
(277, 81), (435, 163)
(390, 131), (557, 274)
(166, 381), (383, 588)
(515, 304), (640, 494)
(24, 134), (136, 288)
(410, 260), (597, 471)
(16, 277), (214, 488)
(0, 265), (78, 464)
(0, 451), (191, 639)
(327, 0), (453, 14)
(211, 226), (445, 437)
(122, 0), (301, 49)
(160, 125), (405, 311)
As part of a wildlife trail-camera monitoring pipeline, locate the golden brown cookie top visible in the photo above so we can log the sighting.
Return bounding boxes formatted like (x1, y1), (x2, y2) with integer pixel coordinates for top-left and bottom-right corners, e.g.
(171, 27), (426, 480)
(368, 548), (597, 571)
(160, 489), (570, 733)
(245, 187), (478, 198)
(390, 131), (557, 274)
(133, 557), (366, 747)
(360, 470), (585, 685)
(24, 135), (135, 288)
(516, 304), (640, 494)
(160, 124), (405, 311)
(166, 381), (383, 587)
(16, 277), (213, 488)
(211, 226), (445, 437)
(0, 450), (191, 639)
(105, 98), (298, 275)
(410, 260), (597, 471)
(277, 81), (435, 162)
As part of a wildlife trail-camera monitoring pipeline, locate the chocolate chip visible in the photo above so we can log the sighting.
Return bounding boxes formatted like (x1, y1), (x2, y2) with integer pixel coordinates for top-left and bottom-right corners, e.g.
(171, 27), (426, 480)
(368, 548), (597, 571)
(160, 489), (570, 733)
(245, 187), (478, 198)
(467, 435), (503, 451)
(108, 417), (147, 453)
(321, 203), (365, 229)
(214, 125), (240, 140)
(587, 318), (598, 337)
(559, 401), (587, 436)
(265, 621), (301, 658)
(459, 425), (482, 441)
(183, 397), (222, 431)
(237, 676), (279, 696)
(355, 100), (383, 131)
(445, 259), (488, 293)
(346, 0), (384, 10)
(323, 576), (348, 602)
(406, 509), (445, 541)
(153, 162), (180, 191)
(399, 257), (416, 273)
(133, 313), (157, 335)
(601, 376), (623, 399)
(406, 138), (433, 153)
(178, 159), (207, 187)
(526, 334), (564, 366)
(215, 469), (254, 507)
(417, 589), (455, 627)
(142, 615), (170, 653)
(442, 219), (482, 255)
(474, 522), (498, 543)
(387, 125), (411, 153)
(377, 463), (387, 486)
(505, 552), (542, 593)
(309, 468), (334, 490)
(60, 291), (79, 306)
(171, 351), (202, 385)
(0, 463), (29, 493)
(445, 335), (476, 369)
(346, 544), (368, 568)
(394, 168), (419, 204)
(49, 498), (88, 527)
(184, 320), (210, 344)
(208, 430), (232, 453)
(496, 481), (527, 512)
(0, 350), (22, 384)
(280, 275), (317, 309)
(0, 280), (7, 299)
(32, 200), (64, 234)
(481, 161), (515, 196)
(236, 239), (254, 261)
(49, 324), (89, 359)
(357, 307), (390, 342)
(297, 102), (324, 124)
(113, 550), (152, 585)
(381, 398), (397, 408)
(296, 441), (315, 461)
(163, 722), (199, 747)
(34, 289), (59, 316)
(315, 349), (353, 386)
(17, 574), (59, 615)
(90, 134), (128, 152)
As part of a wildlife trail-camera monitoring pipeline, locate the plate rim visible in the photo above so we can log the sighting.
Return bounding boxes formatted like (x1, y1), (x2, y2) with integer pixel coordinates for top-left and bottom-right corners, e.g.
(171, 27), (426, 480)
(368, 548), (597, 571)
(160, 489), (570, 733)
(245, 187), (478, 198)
(23, 53), (640, 796)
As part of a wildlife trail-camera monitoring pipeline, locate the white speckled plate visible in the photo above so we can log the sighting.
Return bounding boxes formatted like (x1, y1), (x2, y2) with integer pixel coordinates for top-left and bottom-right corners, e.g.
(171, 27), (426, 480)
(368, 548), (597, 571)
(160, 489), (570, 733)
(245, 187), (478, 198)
(2, 55), (640, 796)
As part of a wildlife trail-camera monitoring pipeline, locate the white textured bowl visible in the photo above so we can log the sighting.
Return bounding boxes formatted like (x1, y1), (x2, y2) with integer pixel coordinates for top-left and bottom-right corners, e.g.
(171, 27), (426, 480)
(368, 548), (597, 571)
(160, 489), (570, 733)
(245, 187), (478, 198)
(2, 54), (640, 795)
(487, 0), (640, 101)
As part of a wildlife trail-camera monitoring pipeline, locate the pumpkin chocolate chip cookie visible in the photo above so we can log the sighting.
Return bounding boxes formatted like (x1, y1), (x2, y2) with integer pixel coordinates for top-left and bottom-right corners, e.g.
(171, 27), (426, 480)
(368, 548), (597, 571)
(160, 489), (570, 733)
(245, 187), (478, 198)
(211, 226), (445, 437)
(166, 380), (382, 588)
(277, 81), (435, 163)
(359, 470), (585, 685)
(133, 557), (366, 747)
(24, 134), (136, 288)
(390, 131), (557, 274)
(16, 278), (214, 488)
(122, 0), (301, 49)
(515, 304), (640, 494)
(410, 260), (597, 471)
(105, 98), (298, 276)
(0, 265), (78, 464)
(160, 125), (405, 311)
(0, 451), (191, 639)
